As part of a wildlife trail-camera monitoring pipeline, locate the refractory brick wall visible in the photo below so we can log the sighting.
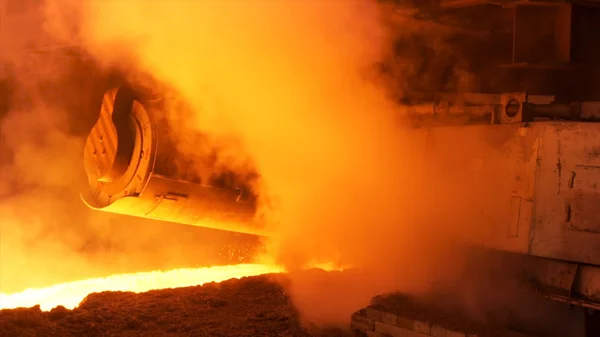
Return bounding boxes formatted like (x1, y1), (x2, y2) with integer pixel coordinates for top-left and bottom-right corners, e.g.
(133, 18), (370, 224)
(350, 307), (537, 337)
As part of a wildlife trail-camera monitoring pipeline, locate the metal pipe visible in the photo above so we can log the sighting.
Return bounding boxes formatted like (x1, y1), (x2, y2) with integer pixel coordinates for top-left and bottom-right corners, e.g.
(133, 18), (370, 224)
(81, 86), (268, 236)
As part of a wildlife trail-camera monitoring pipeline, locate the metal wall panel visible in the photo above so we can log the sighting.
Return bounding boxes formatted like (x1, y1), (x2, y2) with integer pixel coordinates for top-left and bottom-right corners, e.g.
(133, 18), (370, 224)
(531, 123), (600, 265)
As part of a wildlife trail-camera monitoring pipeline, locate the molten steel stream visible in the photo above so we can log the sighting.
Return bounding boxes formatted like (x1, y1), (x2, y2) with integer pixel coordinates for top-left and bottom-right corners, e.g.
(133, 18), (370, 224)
(0, 264), (285, 311)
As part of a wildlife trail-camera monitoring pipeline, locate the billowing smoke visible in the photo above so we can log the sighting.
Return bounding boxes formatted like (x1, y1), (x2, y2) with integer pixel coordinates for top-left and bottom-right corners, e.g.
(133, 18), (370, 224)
(0, 0), (260, 294)
(1, 0), (550, 329)
(51, 0), (496, 324)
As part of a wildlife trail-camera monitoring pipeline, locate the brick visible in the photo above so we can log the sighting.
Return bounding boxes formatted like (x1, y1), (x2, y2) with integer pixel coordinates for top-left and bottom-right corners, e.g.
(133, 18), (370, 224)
(396, 316), (414, 330)
(446, 330), (466, 337)
(406, 330), (430, 337)
(366, 308), (383, 321)
(382, 312), (398, 325)
(375, 321), (409, 337)
(414, 320), (431, 334)
(352, 330), (368, 337)
(352, 313), (375, 331)
(431, 325), (447, 337)
(367, 332), (383, 337)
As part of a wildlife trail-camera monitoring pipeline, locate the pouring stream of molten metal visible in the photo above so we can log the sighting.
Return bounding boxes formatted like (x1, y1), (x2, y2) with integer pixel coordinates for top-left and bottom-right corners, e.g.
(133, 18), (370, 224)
(0, 264), (285, 311)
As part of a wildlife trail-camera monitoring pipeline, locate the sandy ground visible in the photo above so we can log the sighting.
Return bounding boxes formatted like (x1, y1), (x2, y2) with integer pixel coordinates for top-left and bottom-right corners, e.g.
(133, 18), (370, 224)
(0, 274), (353, 337)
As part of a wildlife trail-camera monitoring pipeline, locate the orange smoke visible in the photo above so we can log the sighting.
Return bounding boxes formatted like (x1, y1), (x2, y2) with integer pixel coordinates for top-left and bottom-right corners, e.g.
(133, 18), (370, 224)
(0, 0), (266, 295)
(0, 0), (506, 325)
(41, 0), (478, 324)
(73, 0), (412, 264)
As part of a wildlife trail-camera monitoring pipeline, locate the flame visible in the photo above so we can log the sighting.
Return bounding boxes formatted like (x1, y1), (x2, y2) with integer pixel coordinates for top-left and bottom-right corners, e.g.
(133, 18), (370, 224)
(0, 263), (284, 311)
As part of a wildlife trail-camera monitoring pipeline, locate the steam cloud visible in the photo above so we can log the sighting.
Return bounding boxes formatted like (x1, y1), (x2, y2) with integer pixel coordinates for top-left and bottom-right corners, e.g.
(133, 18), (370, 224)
(0, 0), (578, 331)
(0, 0), (489, 323)
(0, 0), (259, 294)
(60, 0), (482, 323)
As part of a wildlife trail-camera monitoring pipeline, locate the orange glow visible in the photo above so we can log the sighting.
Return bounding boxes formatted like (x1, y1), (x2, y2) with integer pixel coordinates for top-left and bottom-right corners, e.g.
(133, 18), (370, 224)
(0, 264), (284, 311)
(1, 0), (513, 327)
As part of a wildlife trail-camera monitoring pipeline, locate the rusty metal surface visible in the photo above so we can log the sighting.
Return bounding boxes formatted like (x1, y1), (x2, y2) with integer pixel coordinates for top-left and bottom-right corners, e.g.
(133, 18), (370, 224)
(566, 165), (600, 233)
(576, 265), (600, 303)
(420, 120), (600, 267)
(439, 0), (493, 9)
(99, 174), (263, 236)
(90, 174), (265, 236)
(82, 87), (265, 236)
(84, 89), (120, 181)
(531, 123), (600, 265)
(82, 88), (154, 207)
(422, 123), (539, 254)
(522, 254), (600, 310)
(440, 0), (600, 10)
(513, 3), (572, 64)
(525, 255), (579, 295)
(400, 92), (591, 126)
